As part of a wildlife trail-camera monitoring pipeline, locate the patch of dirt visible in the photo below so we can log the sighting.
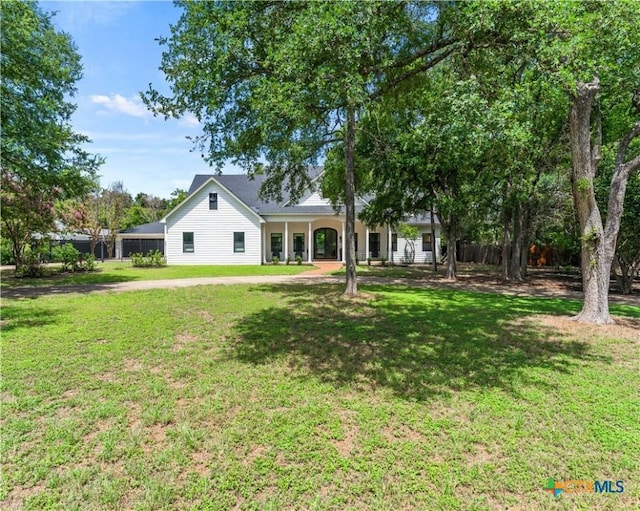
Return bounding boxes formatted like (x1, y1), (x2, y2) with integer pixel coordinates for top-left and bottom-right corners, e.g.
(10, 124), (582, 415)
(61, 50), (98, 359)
(383, 423), (425, 443)
(173, 332), (200, 351)
(242, 444), (266, 466)
(329, 412), (359, 457)
(83, 418), (114, 444)
(532, 314), (640, 343)
(1, 481), (46, 511)
(127, 401), (142, 431)
(463, 442), (494, 466)
(123, 359), (143, 372)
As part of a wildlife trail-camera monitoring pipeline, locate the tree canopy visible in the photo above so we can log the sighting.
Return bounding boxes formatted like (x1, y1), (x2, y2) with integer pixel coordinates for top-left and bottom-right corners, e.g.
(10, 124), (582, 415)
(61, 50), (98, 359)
(1, 0), (101, 270)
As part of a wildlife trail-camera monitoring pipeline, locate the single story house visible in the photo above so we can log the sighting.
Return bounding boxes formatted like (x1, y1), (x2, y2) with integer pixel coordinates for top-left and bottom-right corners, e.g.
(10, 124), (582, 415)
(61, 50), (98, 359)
(154, 168), (440, 265)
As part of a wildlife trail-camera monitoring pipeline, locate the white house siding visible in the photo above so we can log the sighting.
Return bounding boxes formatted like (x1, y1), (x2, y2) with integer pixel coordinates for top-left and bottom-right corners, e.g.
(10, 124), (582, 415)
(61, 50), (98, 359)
(165, 181), (262, 265)
(392, 227), (441, 264)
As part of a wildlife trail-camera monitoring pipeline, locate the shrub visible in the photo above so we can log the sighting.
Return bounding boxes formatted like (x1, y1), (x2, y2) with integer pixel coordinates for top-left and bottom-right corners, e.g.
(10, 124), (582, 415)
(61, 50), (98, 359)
(381, 256), (387, 267)
(15, 247), (44, 278)
(131, 250), (166, 268)
(272, 256), (280, 265)
(53, 243), (81, 272)
(295, 255), (303, 265)
(1, 237), (15, 265)
(355, 255), (359, 265)
(367, 257), (371, 266)
(286, 256), (291, 265)
(79, 253), (96, 272)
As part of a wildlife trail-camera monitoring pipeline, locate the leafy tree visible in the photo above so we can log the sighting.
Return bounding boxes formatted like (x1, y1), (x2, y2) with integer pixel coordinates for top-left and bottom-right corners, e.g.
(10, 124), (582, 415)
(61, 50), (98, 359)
(1, 173), (58, 269)
(543, 1), (640, 323)
(103, 182), (131, 257)
(1, 0), (101, 270)
(144, 1), (460, 296)
(59, 189), (106, 258)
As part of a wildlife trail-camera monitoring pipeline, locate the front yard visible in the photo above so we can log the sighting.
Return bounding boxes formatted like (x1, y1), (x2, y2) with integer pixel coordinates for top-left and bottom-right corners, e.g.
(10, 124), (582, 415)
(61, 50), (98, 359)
(0, 262), (314, 289)
(1, 283), (639, 510)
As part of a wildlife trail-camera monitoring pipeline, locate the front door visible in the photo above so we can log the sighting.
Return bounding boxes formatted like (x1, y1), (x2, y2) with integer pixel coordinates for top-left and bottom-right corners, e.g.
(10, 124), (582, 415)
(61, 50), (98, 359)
(314, 228), (338, 260)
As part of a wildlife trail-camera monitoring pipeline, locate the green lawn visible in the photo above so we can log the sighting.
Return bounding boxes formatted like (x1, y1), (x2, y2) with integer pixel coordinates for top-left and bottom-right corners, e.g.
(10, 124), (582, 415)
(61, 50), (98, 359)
(1, 284), (639, 510)
(0, 261), (314, 288)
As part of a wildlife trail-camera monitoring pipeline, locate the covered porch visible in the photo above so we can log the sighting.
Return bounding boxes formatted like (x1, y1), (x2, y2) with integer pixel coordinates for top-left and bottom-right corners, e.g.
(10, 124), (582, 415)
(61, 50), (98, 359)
(261, 216), (394, 264)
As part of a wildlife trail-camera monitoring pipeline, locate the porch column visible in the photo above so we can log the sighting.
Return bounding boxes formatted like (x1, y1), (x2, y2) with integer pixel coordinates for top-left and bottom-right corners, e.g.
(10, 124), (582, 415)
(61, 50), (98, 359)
(387, 224), (392, 262)
(365, 226), (370, 260)
(341, 220), (345, 263)
(261, 223), (266, 264)
(308, 221), (313, 263)
(284, 221), (289, 261)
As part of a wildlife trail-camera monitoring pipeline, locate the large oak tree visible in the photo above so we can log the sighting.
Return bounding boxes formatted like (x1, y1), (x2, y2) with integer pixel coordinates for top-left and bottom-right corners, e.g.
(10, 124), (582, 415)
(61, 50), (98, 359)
(144, 1), (459, 296)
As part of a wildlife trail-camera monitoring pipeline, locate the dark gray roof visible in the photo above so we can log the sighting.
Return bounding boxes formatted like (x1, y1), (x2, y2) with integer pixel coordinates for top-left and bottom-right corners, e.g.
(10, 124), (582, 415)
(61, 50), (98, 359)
(188, 166), (330, 214)
(120, 221), (164, 234)
(185, 167), (438, 223)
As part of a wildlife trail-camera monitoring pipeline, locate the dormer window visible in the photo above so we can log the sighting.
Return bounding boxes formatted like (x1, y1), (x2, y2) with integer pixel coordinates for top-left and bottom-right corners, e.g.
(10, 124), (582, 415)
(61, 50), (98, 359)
(209, 193), (218, 210)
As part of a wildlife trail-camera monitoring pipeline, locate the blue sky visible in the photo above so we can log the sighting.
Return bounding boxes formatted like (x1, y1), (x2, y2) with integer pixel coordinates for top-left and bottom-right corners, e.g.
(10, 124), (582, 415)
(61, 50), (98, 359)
(45, 1), (235, 198)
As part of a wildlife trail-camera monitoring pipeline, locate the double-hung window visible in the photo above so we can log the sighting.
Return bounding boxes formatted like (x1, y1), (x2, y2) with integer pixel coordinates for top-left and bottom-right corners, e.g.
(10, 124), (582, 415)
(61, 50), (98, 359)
(271, 233), (282, 257)
(183, 232), (194, 253)
(422, 233), (432, 252)
(234, 232), (245, 253)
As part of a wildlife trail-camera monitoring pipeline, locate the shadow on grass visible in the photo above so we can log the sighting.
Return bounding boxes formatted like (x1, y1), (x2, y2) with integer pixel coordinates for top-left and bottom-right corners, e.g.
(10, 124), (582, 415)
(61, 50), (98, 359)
(0, 303), (62, 333)
(231, 283), (612, 401)
(0, 269), (139, 298)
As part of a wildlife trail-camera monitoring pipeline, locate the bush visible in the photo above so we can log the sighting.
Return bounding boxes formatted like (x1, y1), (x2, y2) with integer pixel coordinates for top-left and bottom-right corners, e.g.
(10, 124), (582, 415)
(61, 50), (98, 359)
(131, 250), (166, 268)
(367, 257), (372, 266)
(15, 248), (44, 278)
(1, 237), (15, 265)
(381, 256), (387, 267)
(286, 256), (291, 265)
(295, 255), (303, 265)
(79, 253), (96, 272)
(53, 243), (81, 272)
(272, 256), (280, 265)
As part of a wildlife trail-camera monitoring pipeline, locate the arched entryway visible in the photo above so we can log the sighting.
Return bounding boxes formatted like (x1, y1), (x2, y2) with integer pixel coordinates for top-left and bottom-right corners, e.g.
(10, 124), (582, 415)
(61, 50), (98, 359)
(314, 228), (338, 260)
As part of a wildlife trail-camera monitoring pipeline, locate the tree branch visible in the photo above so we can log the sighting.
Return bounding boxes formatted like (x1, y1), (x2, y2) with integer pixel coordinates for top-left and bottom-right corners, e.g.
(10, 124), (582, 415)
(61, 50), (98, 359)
(616, 118), (640, 169)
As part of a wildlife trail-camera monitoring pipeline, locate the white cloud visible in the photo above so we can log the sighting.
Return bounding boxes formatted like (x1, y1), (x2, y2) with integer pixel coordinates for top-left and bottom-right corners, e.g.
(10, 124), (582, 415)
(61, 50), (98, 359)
(50, 2), (135, 32)
(179, 114), (200, 128)
(90, 94), (152, 119)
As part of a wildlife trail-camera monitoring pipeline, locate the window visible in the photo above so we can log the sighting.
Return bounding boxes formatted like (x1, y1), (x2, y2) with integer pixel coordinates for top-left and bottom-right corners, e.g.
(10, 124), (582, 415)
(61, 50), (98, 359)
(271, 233), (282, 256)
(392, 233), (397, 252)
(209, 193), (218, 210)
(369, 232), (380, 258)
(234, 232), (245, 253)
(183, 232), (194, 253)
(293, 233), (304, 256)
(354, 233), (358, 253)
(422, 233), (432, 252)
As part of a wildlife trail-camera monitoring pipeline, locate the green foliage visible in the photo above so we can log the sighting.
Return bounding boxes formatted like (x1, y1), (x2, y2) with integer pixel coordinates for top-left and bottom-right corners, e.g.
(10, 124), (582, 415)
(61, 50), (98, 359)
(295, 255), (303, 265)
(52, 244), (81, 272)
(14, 247), (43, 278)
(1, 237), (15, 265)
(1, 1), (102, 270)
(271, 256), (280, 265)
(285, 256), (291, 266)
(130, 250), (167, 268)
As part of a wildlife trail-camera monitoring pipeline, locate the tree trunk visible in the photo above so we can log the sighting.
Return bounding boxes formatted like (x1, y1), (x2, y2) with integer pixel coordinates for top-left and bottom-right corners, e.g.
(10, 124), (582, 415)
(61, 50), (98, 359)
(343, 107), (357, 297)
(443, 214), (457, 280)
(520, 208), (531, 278)
(510, 201), (523, 282)
(569, 79), (613, 324)
(501, 189), (511, 282)
(430, 208), (438, 272)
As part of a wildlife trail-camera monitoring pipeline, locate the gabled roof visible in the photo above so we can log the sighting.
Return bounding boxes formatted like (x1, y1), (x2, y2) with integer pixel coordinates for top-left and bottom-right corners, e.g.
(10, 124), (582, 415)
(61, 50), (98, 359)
(175, 167), (440, 224)
(119, 221), (164, 235)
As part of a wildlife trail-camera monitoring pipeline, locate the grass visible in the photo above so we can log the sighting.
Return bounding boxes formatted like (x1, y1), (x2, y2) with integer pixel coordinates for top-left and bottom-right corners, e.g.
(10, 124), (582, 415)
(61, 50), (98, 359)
(1, 283), (639, 510)
(0, 261), (314, 288)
